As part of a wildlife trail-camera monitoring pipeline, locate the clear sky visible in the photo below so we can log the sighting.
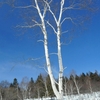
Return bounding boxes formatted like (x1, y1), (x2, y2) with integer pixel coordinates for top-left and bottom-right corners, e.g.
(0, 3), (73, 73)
(0, 1), (100, 83)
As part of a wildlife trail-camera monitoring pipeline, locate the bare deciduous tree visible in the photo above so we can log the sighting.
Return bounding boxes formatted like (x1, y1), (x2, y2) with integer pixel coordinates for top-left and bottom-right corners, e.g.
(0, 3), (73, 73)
(85, 76), (93, 93)
(67, 80), (75, 95)
(20, 77), (29, 99)
(70, 71), (82, 95)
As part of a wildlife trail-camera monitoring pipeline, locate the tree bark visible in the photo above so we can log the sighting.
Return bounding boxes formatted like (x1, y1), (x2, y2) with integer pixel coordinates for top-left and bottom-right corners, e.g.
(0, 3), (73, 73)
(57, 25), (63, 99)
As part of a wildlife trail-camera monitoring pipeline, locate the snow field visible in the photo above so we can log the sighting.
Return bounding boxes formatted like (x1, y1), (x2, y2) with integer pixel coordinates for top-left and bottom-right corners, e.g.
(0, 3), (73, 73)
(25, 92), (100, 100)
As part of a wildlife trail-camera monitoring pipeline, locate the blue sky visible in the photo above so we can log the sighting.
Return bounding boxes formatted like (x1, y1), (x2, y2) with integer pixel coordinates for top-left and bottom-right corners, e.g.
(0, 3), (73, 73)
(0, 1), (100, 83)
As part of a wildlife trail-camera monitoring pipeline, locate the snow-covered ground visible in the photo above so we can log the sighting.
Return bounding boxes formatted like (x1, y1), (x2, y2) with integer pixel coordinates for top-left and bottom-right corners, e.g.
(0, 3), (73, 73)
(25, 92), (100, 100)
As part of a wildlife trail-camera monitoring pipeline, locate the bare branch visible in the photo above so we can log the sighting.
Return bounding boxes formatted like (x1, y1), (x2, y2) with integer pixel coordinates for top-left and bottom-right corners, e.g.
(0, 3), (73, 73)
(30, 56), (45, 61)
(54, 79), (59, 86)
(43, 3), (47, 18)
(61, 17), (76, 25)
(16, 24), (41, 28)
(49, 53), (58, 56)
(61, 39), (72, 46)
(39, 66), (48, 74)
(22, 56), (45, 65)
(48, 0), (52, 4)
(63, 6), (74, 12)
(32, 19), (42, 28)
(63, 1), (84, 13)
(37, 40), (44, 43)
(63, 67), (67, 71)
(14, 5), (36, 9)
(58, 0), (65, 23)
(16, 19), (42, 29)
(46, 21), (57, 34)
(61, 30), (68, 35)
(35, 0), (43, 20)
(43, 0), (58, 23)
(32, 19), (40, 24)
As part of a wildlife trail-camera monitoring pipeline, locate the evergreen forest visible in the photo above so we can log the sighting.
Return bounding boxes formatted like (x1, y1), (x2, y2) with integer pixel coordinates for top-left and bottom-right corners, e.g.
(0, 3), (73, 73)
(0, 71), (100, 100)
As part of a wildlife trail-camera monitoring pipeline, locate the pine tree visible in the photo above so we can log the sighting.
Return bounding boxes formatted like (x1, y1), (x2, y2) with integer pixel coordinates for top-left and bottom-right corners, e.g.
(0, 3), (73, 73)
(94, 71), (100, 81)
(12, 78), (18, 88)
(46, 75), (54, 97)
(8, 78), (19, 100)
(35, 74), (45, 98)
(80, 73), (86, 82)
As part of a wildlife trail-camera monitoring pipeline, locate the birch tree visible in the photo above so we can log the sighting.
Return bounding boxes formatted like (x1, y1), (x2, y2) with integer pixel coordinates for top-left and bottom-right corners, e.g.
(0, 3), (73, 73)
(85, 76), (93, 93)
(0, 0), (96, 99)
(70, 73), (82, 95)
(41, 74), (49, 97)
(67, 80), (75, 95)
(20, 77), (29, 99)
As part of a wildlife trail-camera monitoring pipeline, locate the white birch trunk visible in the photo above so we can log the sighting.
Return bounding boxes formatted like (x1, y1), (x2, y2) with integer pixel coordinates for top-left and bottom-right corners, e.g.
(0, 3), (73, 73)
(43, 32), (61, 99)
(89, 80), (92, 93)
(69, 83), (74, 95)
(17, 86), (22, 100)
(46, 0), (65, 98)
(73, 78), (80, 95)
(35, 0), (61, 99)
(57, 25), (63, 99)
(56, 0), (65, 99)
(88, 78), (93, 93)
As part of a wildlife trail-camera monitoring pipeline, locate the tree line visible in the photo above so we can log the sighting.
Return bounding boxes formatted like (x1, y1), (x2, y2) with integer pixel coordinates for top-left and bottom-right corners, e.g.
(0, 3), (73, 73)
(0, 71), (100, 100)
